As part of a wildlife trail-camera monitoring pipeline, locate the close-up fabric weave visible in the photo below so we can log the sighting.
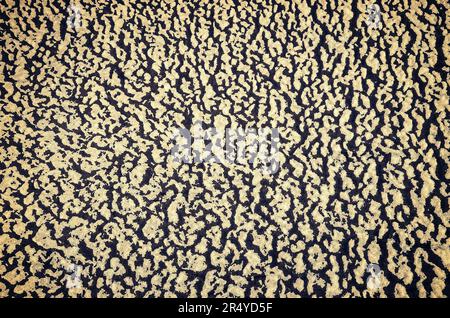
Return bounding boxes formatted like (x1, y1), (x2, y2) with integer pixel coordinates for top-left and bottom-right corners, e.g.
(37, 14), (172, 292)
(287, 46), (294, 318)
(0, 0), (449, 298)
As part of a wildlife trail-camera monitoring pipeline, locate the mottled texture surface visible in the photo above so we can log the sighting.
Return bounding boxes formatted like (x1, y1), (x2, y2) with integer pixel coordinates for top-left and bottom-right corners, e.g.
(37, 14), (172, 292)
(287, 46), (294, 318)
(0, 0), (449, 297)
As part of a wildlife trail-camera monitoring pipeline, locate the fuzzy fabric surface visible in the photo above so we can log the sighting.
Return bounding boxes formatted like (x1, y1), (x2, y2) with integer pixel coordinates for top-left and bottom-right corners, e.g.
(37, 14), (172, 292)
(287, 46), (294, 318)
(0, 0), (449, 297)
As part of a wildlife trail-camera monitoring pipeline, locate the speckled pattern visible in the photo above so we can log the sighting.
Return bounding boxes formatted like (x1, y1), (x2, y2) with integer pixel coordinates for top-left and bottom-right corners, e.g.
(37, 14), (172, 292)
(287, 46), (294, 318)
(0, 0), (449, 298)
